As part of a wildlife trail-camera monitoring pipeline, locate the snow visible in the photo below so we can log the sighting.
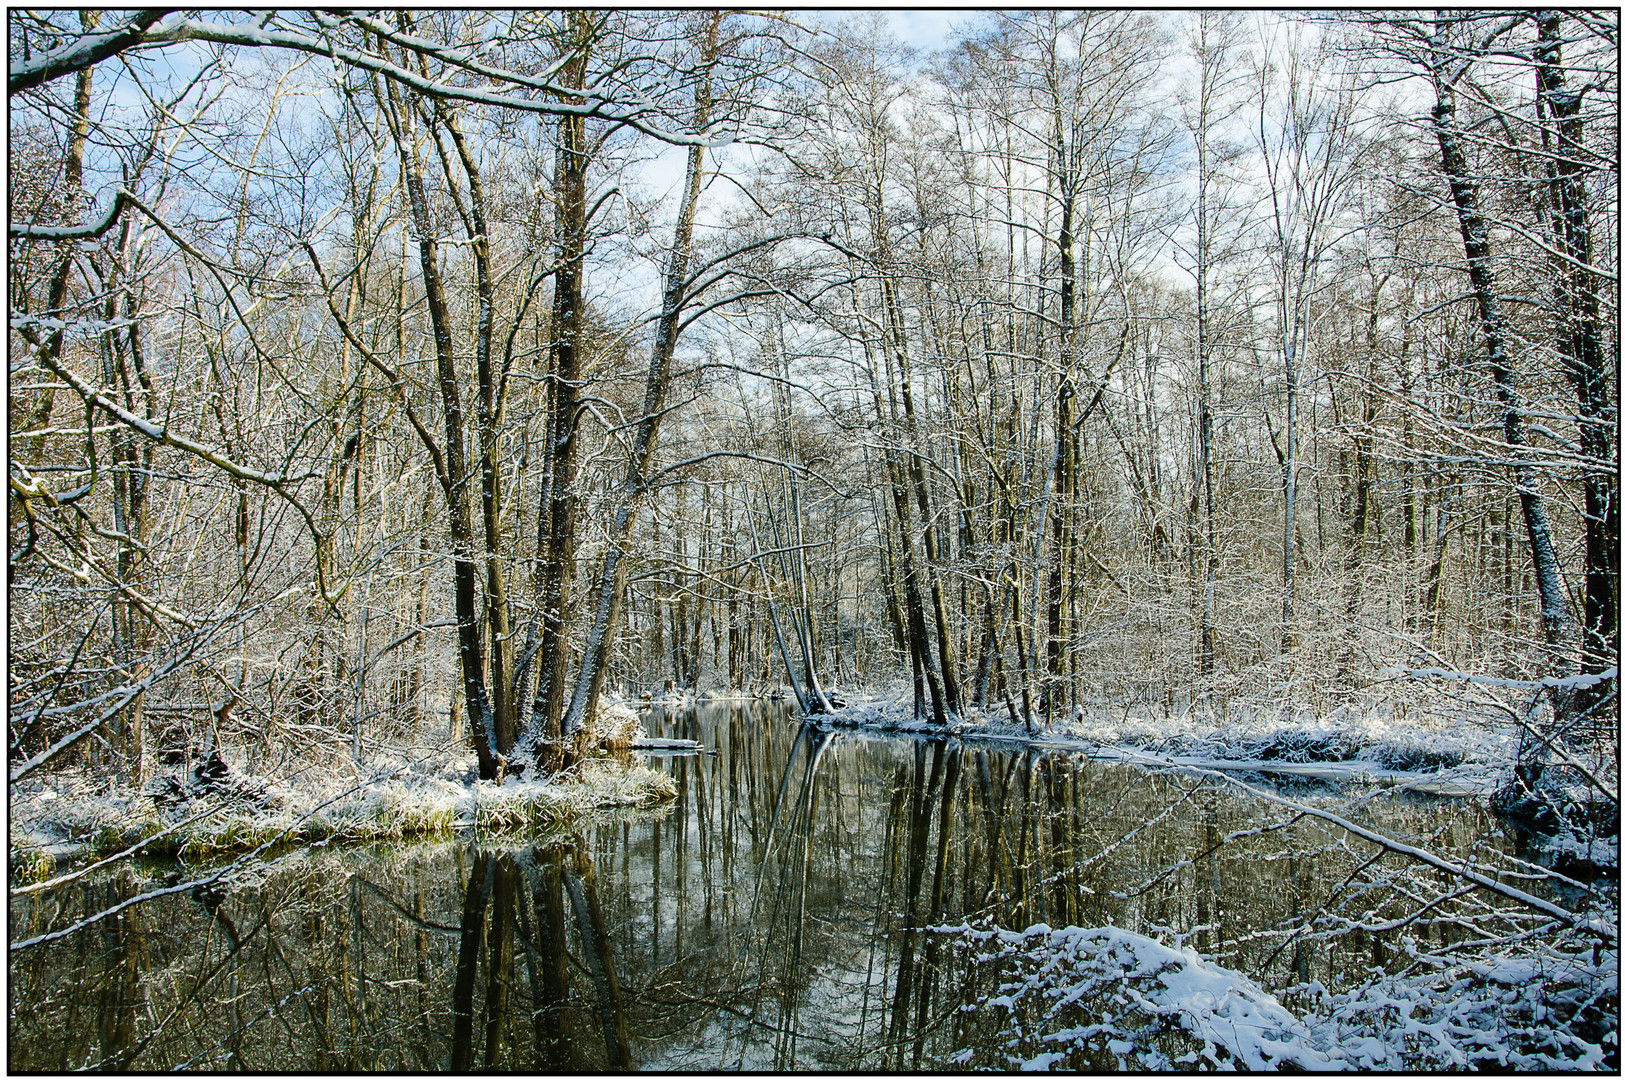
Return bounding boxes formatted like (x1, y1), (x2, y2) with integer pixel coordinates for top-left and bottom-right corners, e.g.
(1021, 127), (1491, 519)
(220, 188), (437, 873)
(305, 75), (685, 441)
(1393, 665), (1619, 691)
(947, 920), (1335, 1069)
(807, 691), (1514, 792)
(1534, 828), (1620, 873)
(10, 736), (677, 878)
(1302, 926), (1619, 1070)
(942, 918), (1619, 1071)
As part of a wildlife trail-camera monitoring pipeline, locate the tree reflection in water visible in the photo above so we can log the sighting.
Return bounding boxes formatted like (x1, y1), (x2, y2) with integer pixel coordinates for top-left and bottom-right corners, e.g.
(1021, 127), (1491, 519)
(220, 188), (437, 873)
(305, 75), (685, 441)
(446, 842), (630, 1071)
(10, 701), (1530, 1071)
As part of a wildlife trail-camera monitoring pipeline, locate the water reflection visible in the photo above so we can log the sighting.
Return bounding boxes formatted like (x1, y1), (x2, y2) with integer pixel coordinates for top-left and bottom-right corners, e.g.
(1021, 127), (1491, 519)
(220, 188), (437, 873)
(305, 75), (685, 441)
(10, 702), (1521, 1071)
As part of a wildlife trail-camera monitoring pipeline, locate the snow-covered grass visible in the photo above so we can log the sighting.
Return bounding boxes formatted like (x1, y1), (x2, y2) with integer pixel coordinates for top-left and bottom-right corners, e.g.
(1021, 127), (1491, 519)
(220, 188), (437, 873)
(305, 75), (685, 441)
(10, 724), (677, 881)
(941, 918), (1618, 1071)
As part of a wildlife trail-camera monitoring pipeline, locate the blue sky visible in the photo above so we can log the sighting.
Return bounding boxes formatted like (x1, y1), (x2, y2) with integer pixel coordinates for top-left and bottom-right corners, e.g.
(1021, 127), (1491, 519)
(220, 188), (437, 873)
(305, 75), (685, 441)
(882, 9), (970, 54)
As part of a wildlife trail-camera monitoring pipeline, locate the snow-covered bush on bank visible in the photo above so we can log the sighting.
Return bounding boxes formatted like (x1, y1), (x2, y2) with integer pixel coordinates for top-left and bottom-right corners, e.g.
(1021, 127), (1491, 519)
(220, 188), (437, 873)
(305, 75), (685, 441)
(943, 922), (1333, 1070)
(1302, 922), (1618, 1070)
(940, 918), (1618, 1071)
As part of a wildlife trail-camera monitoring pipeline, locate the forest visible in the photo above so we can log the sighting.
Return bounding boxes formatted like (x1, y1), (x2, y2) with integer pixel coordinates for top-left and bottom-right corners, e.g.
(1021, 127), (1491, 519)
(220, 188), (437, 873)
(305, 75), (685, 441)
(7, 8), (1619, 1071)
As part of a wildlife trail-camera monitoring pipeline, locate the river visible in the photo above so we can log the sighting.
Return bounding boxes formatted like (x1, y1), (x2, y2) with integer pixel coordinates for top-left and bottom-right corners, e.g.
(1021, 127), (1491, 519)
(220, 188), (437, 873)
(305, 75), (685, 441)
(10, 700), (1519, 1070)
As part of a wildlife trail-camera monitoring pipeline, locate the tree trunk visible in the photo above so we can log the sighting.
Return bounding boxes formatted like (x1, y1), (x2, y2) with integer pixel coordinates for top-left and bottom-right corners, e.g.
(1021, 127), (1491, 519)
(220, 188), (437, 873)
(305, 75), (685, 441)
(441, 107), (516, 755)
(383, 68), (499, 779)
(1429, 32), (1575, 679)
(528, 16), (592, 764)
(881, 267), (962, 719)
(1533, 12), (1617, 689)
(16, 11), (96, 471)
(560, 31), (711, 728)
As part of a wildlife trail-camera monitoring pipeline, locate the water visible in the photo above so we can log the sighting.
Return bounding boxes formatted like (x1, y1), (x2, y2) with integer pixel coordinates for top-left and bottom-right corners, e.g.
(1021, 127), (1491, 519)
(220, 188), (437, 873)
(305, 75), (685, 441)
(10, 701), (1519, 1070)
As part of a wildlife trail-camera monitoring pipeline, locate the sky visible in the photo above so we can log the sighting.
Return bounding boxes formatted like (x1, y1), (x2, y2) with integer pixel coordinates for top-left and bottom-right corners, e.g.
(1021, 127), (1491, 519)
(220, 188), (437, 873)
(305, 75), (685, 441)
(881, 9), (970, 54)
(16, 9), (1387, 335)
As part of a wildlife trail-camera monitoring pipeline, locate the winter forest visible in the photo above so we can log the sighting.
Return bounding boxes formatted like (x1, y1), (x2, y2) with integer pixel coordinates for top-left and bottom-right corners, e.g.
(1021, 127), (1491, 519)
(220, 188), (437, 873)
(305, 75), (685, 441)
(8, 8), (1620, 1072)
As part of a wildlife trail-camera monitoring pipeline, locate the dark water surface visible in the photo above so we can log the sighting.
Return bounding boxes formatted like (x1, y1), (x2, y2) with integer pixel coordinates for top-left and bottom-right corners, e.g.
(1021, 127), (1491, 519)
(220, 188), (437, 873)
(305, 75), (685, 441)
(10, 701), (1515, 1070)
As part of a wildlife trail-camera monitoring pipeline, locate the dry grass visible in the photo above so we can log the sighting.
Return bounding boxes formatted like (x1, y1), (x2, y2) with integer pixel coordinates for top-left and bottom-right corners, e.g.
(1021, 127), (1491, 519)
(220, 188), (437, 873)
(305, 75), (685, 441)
(9, 760), (678, 880)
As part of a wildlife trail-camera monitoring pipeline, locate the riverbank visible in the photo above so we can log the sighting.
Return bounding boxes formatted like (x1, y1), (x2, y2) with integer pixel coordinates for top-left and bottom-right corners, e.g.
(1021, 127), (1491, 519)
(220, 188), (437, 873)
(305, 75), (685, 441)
(805, 693), (1515, 789)
(10, 703), (678, 881)
(803, 690), (1620, 874)
(801, 693), (1618, 1070)
(938, 915), (1617, 1071)
(12, 759), (677, 880)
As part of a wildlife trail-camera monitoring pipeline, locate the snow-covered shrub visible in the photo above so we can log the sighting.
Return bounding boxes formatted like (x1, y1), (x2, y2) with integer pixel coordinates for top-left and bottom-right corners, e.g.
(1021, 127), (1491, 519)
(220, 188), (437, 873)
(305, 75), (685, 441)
(941, 921), (1333, 1070)
(1303, 926), (1618, 1070)
(940, 915), (1618, 1072)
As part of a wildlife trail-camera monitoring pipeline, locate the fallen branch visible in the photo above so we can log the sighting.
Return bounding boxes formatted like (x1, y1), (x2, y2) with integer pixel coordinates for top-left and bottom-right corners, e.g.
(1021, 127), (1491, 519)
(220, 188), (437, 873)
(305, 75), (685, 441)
(1201, 768), (1605, 939)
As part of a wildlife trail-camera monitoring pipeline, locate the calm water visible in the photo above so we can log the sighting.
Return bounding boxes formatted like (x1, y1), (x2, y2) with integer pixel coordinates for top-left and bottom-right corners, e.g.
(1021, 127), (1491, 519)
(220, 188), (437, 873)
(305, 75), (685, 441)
(11, 702), (1518, 1070)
